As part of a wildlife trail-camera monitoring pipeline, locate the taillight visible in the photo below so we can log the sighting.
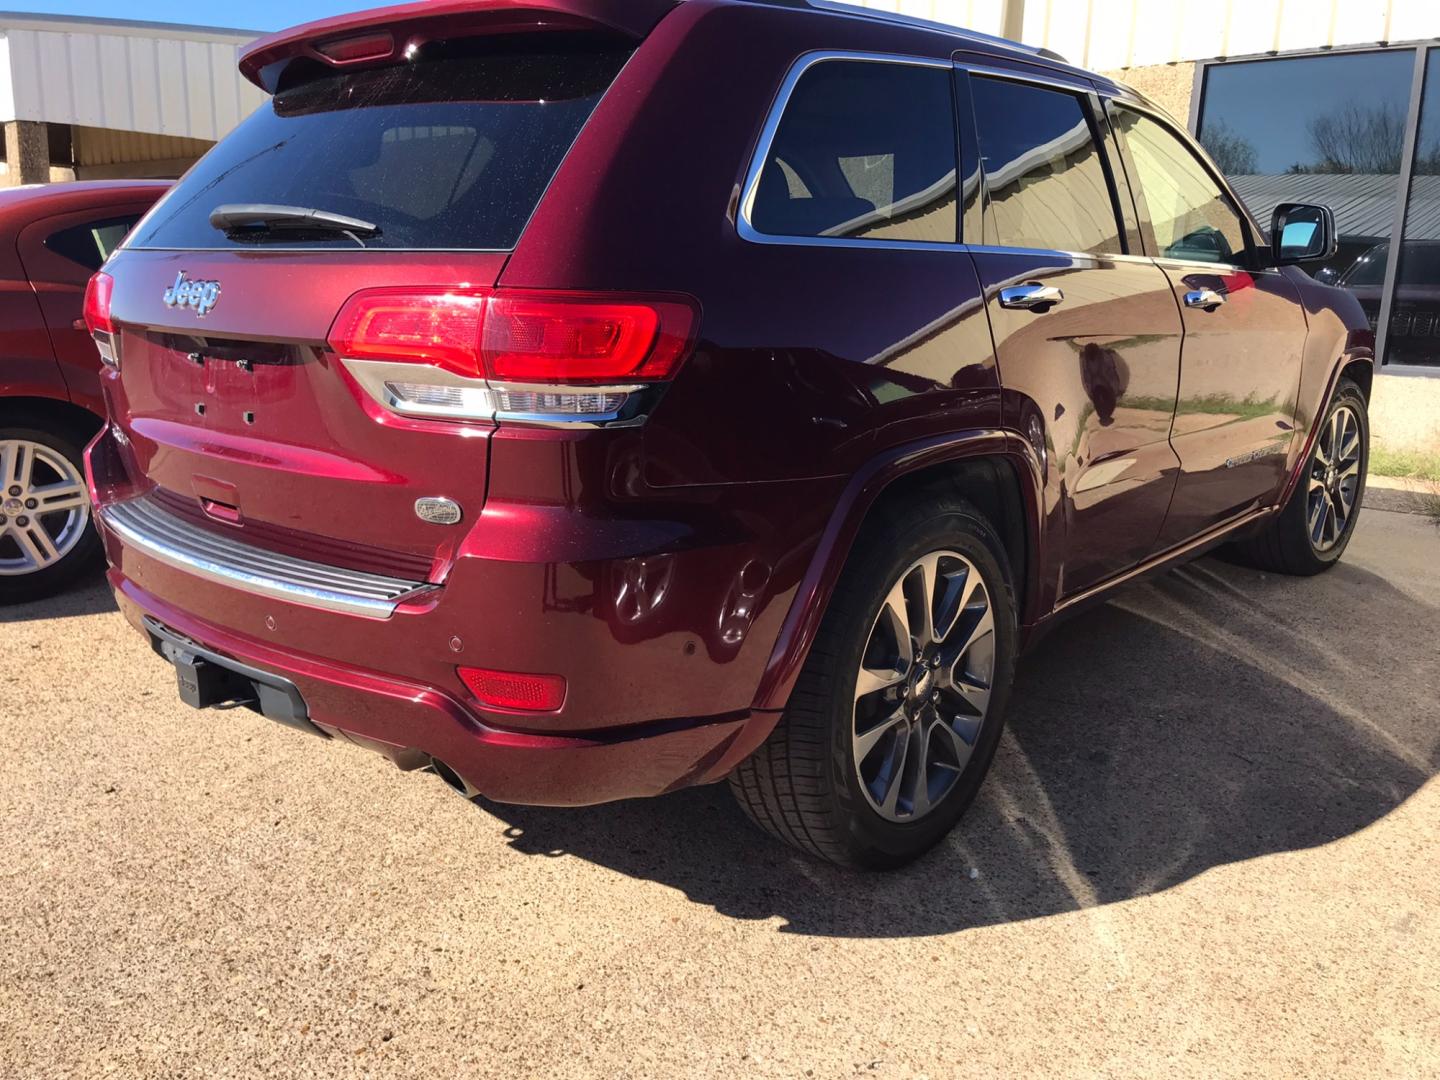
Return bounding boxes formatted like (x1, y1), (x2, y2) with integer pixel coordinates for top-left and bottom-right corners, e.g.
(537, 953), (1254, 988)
(457, 666), (566, 712)
(83, 271), (119, 369)
(481, 294), (694, 384)
(328, 288), (697, 426)
(327, 289), (486, 377)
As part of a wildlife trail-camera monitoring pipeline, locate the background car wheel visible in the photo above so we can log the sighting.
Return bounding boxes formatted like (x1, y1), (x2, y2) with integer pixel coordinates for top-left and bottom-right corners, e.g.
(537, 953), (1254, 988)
(1228, 377), (1368, 577)
(730, 495), (1017, 869)
(0, 424), (101, 605)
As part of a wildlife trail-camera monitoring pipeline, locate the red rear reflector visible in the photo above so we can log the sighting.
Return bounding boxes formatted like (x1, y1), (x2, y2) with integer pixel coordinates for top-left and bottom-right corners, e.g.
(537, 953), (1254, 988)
(314, 31), (395, 64)
(328, 289), (697, 386)
(83, 270), (114, 334)
(328, 290), (487, 377)
(458, 666), (566, 712)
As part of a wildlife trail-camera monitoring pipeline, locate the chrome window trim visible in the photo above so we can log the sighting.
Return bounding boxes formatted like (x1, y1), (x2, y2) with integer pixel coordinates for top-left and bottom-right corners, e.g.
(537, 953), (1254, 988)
(100, 495), (432, 620)
(736, 50), (962, 253)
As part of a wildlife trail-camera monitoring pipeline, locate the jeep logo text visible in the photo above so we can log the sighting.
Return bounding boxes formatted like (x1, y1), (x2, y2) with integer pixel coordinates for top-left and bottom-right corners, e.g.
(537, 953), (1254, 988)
(162, 271), (221, 317)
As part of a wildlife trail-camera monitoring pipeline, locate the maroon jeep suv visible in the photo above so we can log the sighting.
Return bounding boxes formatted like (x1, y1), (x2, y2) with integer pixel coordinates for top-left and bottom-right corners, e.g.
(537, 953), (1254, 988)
(85, 0), (1373, 867)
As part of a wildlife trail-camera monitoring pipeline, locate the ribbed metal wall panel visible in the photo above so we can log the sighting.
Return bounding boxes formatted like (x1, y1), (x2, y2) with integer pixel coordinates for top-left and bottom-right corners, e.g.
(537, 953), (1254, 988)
(0, 16), (264, 141)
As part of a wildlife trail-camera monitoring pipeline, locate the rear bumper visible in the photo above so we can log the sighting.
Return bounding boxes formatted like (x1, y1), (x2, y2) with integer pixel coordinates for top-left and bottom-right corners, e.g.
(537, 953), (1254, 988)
(109, 571), (779, 805)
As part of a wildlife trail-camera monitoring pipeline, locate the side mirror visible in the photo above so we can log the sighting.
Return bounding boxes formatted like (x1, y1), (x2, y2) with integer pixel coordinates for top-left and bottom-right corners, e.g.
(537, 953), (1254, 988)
(1273, 202), (1337, 265)
(1313, 266), (1339, 285)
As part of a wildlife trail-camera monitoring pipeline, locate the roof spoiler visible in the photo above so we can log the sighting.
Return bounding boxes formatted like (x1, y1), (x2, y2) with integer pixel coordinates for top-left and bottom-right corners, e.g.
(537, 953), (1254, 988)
(238, 0), (679, 93)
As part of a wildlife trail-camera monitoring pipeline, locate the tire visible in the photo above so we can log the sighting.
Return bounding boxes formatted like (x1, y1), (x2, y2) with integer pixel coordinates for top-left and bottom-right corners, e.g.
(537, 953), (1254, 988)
(0, 423), (102, 605)
(1230, 377), (1368, 576)
(730, 495), (1018, 869)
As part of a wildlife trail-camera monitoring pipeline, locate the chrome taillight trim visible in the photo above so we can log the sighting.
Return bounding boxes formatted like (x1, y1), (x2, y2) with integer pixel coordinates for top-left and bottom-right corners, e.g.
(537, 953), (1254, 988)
(92, 329), (120, 370)
(341, 358), (656, 428)
(100, 495), (432, 619)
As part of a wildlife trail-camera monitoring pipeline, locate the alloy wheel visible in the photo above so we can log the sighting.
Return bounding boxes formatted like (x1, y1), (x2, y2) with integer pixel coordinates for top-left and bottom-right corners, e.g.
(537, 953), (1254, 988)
(852, 550), (996, 822)
(0, 439), (91, 577)
(1306, 403), (1362, 552)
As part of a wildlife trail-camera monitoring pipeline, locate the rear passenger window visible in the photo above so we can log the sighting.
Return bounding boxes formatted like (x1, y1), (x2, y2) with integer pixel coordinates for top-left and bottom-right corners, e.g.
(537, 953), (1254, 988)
(45, 216), (141, 271)
(749, 60), (957, 244)
(969, 76), (1121, 255)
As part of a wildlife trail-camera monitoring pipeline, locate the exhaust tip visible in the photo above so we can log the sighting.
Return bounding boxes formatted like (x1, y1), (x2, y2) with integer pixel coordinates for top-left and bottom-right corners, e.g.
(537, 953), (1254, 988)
(428, 757), (480, 801)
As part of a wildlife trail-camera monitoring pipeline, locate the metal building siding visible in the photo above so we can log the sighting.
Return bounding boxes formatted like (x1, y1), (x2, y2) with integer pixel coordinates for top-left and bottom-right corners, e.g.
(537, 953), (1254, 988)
(0, 21), (264, 142)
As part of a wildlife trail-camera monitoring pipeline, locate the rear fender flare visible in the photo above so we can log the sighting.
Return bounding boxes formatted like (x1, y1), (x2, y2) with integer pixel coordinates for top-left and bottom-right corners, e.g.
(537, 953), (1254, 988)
(750, 428), (1043, 713)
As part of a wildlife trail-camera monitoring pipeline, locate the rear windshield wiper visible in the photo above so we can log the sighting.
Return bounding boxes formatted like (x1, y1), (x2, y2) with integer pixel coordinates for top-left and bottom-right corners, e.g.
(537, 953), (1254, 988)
(208, 204), (380, 245)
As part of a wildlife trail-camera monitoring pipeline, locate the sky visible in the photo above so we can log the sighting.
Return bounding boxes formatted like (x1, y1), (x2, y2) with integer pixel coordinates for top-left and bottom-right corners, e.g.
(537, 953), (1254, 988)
(5, 0), (372, 32)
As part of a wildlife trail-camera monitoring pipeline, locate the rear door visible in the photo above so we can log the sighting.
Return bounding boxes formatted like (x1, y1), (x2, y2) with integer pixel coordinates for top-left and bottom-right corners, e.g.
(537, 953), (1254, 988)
(1107, 103), (1307, 547)
(962, 68), (1183, 598)
(18, 204), (148, 413)
(104, 34), (632, 572)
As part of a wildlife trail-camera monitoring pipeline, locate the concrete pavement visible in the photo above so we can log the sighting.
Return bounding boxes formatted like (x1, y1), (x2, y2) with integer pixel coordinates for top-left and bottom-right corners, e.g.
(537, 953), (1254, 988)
(1, 507), (1436, 1078)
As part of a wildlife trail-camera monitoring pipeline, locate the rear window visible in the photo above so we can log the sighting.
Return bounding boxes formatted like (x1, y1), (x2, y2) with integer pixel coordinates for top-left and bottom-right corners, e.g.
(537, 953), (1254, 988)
(748, 59), (958, 244)
(130, 34), (632, 252)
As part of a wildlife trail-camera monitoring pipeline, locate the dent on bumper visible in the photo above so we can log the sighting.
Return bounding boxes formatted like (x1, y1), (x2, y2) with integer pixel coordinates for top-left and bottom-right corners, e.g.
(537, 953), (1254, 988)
(110, 573), (781, 806)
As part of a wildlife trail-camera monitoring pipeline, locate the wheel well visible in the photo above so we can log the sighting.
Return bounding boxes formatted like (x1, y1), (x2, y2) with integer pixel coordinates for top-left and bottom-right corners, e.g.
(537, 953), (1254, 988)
(1341, 359), (1373, 402)
(0, 396), (104, 443)
(863, 455), (1030, 616)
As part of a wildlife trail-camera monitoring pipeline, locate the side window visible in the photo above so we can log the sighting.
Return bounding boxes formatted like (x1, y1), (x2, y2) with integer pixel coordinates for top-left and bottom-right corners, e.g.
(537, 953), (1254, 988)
(749, 60), (957, 244)
(968, 75), (1122, 255)
(44, 215), (141, 272)
(1110, 105), (1248, 265)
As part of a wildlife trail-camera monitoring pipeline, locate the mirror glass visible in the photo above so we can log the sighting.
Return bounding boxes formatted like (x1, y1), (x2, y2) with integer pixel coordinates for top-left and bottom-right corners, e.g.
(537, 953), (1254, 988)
(1277, 206), (1326, 260)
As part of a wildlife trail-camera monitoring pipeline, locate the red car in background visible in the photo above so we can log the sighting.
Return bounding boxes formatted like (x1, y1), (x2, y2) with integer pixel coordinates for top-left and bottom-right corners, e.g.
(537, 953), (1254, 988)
(0, 180), (167, 602)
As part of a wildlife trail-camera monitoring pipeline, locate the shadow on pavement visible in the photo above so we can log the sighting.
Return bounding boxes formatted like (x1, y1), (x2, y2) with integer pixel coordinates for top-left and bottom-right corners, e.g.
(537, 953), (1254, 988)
(0, 573), (116, 623)
(478, 555), (1439, 936)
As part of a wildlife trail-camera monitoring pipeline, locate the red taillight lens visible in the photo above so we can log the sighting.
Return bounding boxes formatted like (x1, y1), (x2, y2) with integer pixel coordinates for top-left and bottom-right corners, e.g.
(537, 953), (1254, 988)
(328, 289), (487, 377)
(327, 289), (696, 386)
(83, 271), (114, 334)
(457, 666), (566, 712)
(481, 294), (695, 384)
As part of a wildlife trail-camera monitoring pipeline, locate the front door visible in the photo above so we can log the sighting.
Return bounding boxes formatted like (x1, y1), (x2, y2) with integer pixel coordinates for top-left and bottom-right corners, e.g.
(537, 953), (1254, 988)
(965, 70), (1184, 599)
(1107, 104), (1307, 548)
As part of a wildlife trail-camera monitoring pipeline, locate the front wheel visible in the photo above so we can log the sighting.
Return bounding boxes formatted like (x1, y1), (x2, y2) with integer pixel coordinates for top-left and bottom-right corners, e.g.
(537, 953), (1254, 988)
(1230, 377), (1368, 576)
(730, 496), (1017, 869)
(0, 425), (101, 604)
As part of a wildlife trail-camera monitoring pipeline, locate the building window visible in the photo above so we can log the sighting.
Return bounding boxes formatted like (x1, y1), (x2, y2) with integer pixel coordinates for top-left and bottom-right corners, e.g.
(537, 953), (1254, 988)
(1196, 47), (1440, 370)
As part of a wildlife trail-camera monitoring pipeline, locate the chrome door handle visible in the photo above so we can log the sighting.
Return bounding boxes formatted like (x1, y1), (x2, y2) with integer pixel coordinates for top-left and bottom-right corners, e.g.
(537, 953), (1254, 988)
(1184, 288), (1226, 311)
(996, 283), (1065, 308)
(998, 283), (1064, 310)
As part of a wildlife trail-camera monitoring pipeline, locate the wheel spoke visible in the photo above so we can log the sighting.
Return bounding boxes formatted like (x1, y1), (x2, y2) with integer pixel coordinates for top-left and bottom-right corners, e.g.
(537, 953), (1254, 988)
(30, 481), (88, 515)
(854, 664), (905, 702)
(909, 556), (938, 648)
(1, 440), (31, 490)
(878, 578), (914, 670)
(908, 724), (933, 818)
(932, 718), (978, 773)
(878, 725), (911, 817)
(854, 706), (906, 761)
(13, 520), (58, 568)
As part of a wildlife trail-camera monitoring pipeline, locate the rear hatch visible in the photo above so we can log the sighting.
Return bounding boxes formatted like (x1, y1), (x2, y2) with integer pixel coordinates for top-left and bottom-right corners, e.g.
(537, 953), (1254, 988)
(103, 27), (637, 578)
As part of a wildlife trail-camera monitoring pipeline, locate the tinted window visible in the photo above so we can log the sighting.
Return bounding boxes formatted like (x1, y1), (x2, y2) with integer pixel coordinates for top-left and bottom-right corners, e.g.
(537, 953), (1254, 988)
(1112, 106), (1247, 264)
(45, 215), (140, 270)
(749, 60), (957, 244)
(969, 76), (1120, 255)
(130, 34), (631, 251)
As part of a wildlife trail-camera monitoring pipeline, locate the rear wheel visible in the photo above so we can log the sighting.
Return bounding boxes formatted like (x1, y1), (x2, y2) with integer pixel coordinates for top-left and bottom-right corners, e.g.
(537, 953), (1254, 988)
(1231, 378), (1368, 576)
(0, 425), (100, 604)
(730, 496), (1017, 869)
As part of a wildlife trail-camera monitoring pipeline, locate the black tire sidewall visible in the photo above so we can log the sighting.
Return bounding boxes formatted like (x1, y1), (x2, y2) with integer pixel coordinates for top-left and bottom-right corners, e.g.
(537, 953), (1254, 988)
(821, 503), (1018, 868)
